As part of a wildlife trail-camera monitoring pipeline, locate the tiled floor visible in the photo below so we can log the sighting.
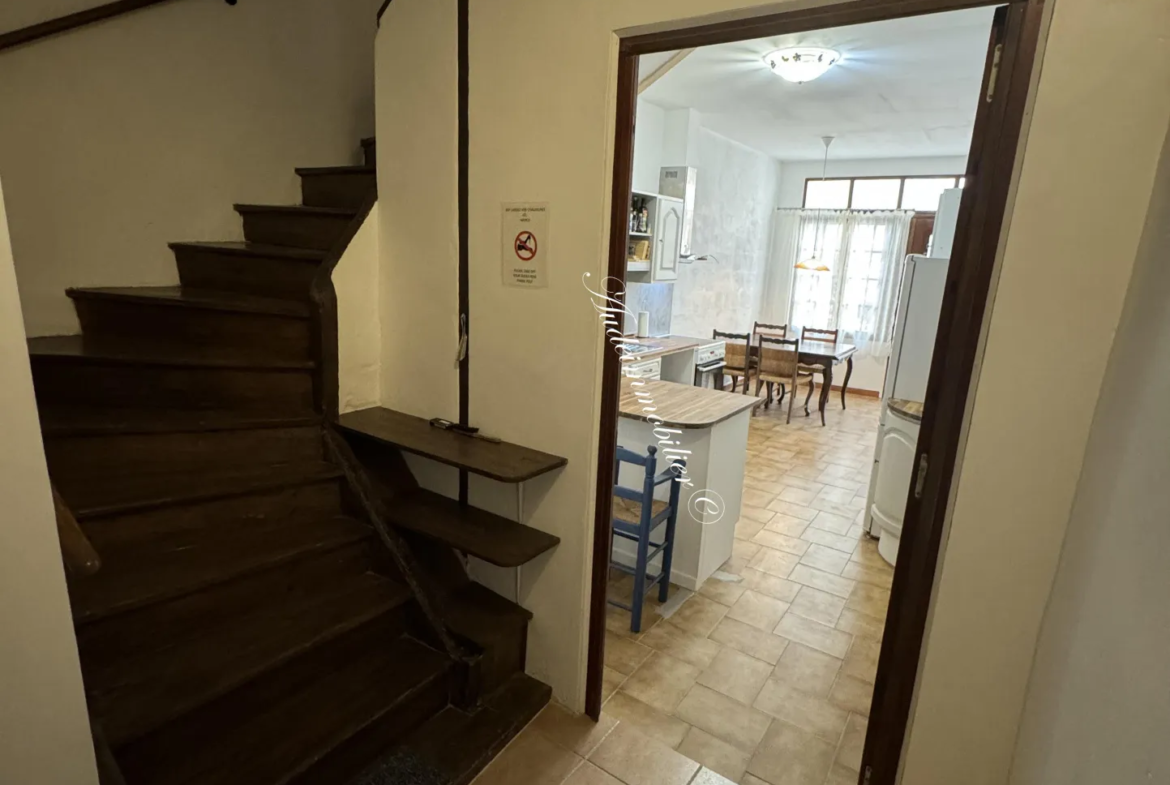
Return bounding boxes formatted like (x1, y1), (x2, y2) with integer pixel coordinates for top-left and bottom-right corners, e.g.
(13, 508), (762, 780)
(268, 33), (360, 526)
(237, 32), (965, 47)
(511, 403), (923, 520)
(472, 393), (893, 785)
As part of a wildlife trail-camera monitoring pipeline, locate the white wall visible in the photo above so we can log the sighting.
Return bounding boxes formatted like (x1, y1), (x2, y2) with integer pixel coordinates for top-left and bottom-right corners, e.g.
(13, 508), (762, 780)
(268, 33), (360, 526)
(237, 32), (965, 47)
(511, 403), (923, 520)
(670, 128), (781, 339)
(1007, 127), (1170, 785)
(335, 205), (382, 414)
(375, 11), (1170, 785)
(0, 177), (99, 784)
(776, 155), (969, 209)
(632, 99), (667, 194)
(0, 0), (382, 337)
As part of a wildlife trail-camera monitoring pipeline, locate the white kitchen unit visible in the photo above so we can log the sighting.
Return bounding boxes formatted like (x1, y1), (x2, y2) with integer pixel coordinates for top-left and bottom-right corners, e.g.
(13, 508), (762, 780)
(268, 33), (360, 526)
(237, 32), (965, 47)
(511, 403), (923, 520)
(621, 356), (661, 381)
(626, 191), (683, 282)
(929, 187), (964, 258)
(869, 401), (922, 565)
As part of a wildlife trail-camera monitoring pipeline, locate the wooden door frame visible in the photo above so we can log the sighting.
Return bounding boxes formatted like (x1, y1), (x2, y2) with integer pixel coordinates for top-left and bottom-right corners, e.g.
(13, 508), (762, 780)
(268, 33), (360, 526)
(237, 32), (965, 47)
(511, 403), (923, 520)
(585, 3), (1045, 785)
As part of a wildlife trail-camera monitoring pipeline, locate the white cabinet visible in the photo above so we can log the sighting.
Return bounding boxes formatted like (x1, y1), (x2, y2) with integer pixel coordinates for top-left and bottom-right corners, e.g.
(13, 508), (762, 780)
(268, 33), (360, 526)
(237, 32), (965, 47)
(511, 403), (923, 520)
(653, 196), (682, 281)
(626, 192), (682, 282)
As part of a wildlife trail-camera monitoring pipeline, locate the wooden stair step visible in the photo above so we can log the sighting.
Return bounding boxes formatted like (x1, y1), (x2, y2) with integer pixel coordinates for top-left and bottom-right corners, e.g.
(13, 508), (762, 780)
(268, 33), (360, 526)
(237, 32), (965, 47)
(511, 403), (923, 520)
(81, 544), (411, 746)
(171, 242), (327, 301)
(73, 515), (372, 623)
(338, 406), (567, 483)
(57, 461), (343, 519)
(361, 137), (377, 168)
(117, 633), (450, 785)
(444, 582), (533, 693)
(385, 488), (560, 568)
(38, 406), (320, 436)
(66, 286), (311, 317)
(28, 335), (313, 369)
(296, 166), (376, 210)
(235, 204), (358, 251)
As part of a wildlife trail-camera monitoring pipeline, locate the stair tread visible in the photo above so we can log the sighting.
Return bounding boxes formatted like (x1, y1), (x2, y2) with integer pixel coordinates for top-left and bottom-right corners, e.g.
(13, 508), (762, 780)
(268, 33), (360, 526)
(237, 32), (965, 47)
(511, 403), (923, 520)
(38, 406), (320, 436)
(234, 203), (359, 216)
(384, 488), (559, 568)
(28, 335), (315, 370)
(338, 406), (567, 483)
(58, 461), (343, 519)
(74, 515), (372, 623)
(121, 635), (449, 785)
(84, 555), (412, 745)
(296, 165), (376, 175)
(66, 286), (311, 317)
(168, 241), (329, 261)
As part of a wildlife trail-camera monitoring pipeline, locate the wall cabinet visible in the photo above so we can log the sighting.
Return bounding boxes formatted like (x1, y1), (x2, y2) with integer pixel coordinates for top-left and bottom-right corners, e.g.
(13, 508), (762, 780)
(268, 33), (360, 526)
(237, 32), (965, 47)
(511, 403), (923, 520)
(626, 191), (682, 282)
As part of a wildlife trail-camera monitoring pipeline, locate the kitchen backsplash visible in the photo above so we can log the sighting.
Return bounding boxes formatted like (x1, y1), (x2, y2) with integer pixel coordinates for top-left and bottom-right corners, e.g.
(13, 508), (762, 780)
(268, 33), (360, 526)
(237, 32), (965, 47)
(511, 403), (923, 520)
(623, 282), (674, 336)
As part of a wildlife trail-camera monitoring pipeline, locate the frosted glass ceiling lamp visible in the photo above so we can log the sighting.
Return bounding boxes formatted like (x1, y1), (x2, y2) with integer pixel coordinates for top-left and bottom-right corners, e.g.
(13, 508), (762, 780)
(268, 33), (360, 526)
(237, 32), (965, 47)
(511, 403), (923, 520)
(764, 47), (841, 83)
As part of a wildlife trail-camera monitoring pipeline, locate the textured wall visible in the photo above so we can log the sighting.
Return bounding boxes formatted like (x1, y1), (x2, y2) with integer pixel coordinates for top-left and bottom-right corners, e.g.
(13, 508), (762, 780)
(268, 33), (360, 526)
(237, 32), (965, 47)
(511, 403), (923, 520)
(671, 128), (781, 338)
(335, 205), (382, 414)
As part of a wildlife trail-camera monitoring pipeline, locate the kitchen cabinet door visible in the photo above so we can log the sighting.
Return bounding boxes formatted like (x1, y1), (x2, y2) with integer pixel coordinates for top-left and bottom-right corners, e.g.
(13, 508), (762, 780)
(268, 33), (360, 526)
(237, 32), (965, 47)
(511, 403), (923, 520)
(653, 196), (683, 281)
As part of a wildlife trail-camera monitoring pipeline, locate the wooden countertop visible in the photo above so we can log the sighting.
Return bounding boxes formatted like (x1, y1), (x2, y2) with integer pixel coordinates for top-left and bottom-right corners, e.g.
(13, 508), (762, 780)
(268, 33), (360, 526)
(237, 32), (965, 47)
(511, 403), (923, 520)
(620, 378), (763, 429)
(620, 335), (714, 362)
(888, 398), (924, 423)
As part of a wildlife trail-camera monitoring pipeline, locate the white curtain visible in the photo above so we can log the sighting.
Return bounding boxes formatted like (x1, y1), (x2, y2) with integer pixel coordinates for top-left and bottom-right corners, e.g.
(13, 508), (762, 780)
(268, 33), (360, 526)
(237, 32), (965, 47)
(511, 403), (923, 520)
(772, 209), (913, 357)
(757, 210), (802, 324)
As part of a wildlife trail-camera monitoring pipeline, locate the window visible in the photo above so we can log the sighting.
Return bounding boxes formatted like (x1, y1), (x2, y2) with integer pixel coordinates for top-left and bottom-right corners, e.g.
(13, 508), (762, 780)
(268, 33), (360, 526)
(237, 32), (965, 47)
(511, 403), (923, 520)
(803, 175), (965, 211)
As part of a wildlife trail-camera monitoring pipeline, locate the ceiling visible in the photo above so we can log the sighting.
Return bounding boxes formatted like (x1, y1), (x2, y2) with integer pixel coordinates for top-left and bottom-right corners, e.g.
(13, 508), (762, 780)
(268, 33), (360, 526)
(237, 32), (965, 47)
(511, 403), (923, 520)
(640, 7), (996, 161)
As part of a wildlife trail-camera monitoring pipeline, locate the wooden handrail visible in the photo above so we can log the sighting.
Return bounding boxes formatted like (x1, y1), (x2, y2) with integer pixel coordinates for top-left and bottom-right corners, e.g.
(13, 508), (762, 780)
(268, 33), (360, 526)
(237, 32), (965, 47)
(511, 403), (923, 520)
(0, 0), (236, 54)
(53, 486), (101, 577)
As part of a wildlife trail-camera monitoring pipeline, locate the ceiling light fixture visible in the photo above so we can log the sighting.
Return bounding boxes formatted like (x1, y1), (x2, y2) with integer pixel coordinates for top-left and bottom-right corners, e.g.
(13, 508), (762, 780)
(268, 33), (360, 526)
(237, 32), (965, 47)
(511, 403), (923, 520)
(796, 136), (836, 273)
(764, 47), (841, 83)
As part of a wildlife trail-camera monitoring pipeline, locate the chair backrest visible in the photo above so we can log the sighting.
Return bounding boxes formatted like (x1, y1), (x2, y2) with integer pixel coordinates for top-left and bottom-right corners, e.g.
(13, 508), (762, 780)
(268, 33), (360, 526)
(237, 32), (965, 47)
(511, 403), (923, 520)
(713, 329), (751, 371)
(758, 336), (800, 380)
(614, 444), (657, 505)
(801, 326), (839, 345)
(753, 321), (787, 340)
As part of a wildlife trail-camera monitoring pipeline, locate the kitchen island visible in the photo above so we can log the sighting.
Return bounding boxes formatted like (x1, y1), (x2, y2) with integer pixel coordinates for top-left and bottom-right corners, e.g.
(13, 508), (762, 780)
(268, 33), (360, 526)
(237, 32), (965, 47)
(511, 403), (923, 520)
(614, 377), (761, 590)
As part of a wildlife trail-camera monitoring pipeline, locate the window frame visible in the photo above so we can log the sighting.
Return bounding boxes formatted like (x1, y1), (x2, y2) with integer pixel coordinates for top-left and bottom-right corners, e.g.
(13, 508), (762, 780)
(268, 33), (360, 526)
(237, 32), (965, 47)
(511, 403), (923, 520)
(803, 174), (965, 211)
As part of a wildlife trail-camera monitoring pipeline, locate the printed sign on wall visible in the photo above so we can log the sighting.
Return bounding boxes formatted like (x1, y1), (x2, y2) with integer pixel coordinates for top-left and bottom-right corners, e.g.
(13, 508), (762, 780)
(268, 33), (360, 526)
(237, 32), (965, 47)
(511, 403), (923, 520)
(501, 202), (549, 288)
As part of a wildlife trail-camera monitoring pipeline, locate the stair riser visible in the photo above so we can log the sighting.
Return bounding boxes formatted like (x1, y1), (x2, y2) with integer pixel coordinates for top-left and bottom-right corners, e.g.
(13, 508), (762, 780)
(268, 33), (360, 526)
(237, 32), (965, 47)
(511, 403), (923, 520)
(73, 300), (312, 364)
(45, 426), (324, 481)
(300, 171), (375, 210)
(240, 211), (353, 251)
(31, 359), (316, 416)
(174, 247), (320, 301)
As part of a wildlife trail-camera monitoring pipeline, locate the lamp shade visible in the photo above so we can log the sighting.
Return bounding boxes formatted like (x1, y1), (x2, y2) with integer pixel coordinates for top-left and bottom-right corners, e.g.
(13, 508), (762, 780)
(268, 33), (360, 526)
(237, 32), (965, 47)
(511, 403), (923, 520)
(764, 48), (841, 83)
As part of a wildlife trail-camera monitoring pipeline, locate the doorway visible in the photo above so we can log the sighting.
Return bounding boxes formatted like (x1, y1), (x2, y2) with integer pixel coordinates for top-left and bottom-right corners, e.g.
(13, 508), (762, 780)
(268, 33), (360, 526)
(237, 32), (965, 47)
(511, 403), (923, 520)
(586, 2), (1044, 784)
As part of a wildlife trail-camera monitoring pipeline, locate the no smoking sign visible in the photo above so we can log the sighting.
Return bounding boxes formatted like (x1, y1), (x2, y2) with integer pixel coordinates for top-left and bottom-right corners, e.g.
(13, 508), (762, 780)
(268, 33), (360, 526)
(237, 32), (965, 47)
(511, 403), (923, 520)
(501, 202), (549, 288)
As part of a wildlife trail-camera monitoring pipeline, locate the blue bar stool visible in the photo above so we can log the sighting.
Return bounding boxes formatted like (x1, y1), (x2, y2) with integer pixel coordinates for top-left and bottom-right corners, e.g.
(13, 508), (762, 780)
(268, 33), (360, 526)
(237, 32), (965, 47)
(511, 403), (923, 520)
(608, 445), (685, 633)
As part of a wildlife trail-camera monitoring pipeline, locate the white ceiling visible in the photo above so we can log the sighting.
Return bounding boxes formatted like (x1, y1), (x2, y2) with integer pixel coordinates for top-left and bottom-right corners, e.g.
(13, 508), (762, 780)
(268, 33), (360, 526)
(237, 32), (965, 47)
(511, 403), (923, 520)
(641, 7), (996, 161)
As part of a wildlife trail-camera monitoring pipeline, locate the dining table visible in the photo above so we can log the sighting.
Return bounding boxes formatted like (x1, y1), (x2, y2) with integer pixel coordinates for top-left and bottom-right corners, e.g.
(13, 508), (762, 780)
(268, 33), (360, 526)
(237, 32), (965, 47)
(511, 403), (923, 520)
(748, 338), (857, 425)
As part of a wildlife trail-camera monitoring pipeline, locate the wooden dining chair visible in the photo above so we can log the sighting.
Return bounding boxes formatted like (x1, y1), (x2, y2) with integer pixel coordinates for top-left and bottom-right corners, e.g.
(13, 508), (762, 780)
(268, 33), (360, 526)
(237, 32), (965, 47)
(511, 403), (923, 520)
(800, 327), (839, 408)
(757, 336), (817, 424)
(713, 330), (752, 394)
(752, 322), (786, 399)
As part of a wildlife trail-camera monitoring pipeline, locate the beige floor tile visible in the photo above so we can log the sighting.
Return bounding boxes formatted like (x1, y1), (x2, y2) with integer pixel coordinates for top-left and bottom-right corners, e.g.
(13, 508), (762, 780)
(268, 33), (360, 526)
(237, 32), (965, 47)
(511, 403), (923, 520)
(835, 714), (868, 773)
(786, 463), (831, 481)
(677, 727), (751, 782)
(669, 595), (730, 638)
(602, 666), (627, 704)
(777, 475), (826, 494)
(754, 679), (850, 743)
(690, 767), (739, 785)
(764, 499), (820, 521)
(835, 609), (886, 642)
(800, 527), (859, 554)
(841, 637), (881, 685)
(696, 646), (773, 705)
(788, 565), (856, 599)
(708, 618), (791, 665)
(727, 589), (792, 632)
(845, 583), (891, 619)
(830, 673), (874, 717)
(763, 513), (811, 537)
(734, 517), (767, 542)
(809, 497), (862, 518)
(698, 575), (749, 607)
(788, 586), (847, 626)
(605, 632), (653, 675)
(800, 544), (851, 575)
(606, 603), (661, 641)
(808, 510), (856, 535)
(814, 486), (857, 505)
(674, 684), (773, 753)
(752, 529), (811, 556)
(771, 642), (842, 697)
(747, 718), (837, 785)
(743, 478), (787, 497)
(741, 774), (771, 785)
(740, 505), (776, 524)
(563, 762), (623, 785)
(777, 486), (818, 506)
(732, 539), (762, 563)
(620, 651), (701, 714)
(472, 726), (584, 785)
(748, 547), (802, 579)
(639, 620), (723, 670)
(742, 488), (779, 508)
(773, 613), (853, 658)
(826, 762), (862, 784)
(849, 539), (886, 569)
(601, 692), (691, 749)
(740, 569), (803, 603)
(589, 722), (700, 785)
(531, 703), (618, 757)
(841, 561), (893, 589)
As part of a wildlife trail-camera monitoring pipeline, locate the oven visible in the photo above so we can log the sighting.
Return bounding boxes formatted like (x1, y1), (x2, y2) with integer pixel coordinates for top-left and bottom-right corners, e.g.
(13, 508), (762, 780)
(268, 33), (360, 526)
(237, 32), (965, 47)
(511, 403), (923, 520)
(693, 341), (726, 389)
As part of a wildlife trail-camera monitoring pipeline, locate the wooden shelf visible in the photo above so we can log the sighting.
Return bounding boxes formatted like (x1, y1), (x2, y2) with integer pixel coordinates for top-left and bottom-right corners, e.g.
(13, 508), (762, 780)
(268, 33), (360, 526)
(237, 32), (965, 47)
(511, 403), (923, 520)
(385, 488), (560, 568)
(337, 407), (567, 483)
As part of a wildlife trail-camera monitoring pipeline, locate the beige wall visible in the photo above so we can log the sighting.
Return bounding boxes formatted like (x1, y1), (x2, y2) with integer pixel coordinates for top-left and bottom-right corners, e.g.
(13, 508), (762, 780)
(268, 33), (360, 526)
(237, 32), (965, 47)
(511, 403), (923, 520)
(1006, 127), (1170, 785)
(0, 0), (382, 337)
(336, 204), (383, 414)
(374, 4), (1170, 784)
(0, 176), (98, 784)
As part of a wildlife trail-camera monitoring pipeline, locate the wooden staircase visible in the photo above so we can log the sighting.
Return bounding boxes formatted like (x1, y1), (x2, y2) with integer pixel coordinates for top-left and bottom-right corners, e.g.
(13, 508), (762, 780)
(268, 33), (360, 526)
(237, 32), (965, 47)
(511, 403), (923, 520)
(31, 136), (557, 785)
